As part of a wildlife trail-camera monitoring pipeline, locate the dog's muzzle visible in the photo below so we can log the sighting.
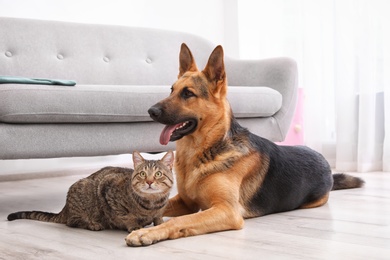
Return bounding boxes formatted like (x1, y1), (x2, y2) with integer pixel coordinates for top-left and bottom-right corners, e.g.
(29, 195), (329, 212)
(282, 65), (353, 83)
(148, 103), (197, 145)
(148, 105), (162, 121)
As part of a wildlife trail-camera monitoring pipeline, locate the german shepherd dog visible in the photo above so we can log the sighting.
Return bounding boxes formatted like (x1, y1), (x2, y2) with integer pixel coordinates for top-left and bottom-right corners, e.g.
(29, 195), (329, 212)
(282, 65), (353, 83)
(125, 44), (364, 246)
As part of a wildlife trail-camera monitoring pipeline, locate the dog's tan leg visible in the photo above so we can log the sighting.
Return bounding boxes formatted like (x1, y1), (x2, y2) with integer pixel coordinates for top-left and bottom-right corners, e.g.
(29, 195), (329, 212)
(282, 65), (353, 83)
(164, 194), (199, 217)
(125, 204), (244, 246)
(299, 193), (330, 209)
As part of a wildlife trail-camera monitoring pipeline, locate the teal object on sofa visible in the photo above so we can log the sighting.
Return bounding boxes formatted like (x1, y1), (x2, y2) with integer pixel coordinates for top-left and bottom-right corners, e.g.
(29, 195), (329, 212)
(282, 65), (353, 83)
(0, 76), (76, 86)
(0, 17), (298, 159)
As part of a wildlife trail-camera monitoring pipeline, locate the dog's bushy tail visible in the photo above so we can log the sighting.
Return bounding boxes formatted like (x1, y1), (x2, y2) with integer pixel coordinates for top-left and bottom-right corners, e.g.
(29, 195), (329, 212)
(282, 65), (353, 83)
(7, 211), (64, 223)
(332, 173), (365, 190)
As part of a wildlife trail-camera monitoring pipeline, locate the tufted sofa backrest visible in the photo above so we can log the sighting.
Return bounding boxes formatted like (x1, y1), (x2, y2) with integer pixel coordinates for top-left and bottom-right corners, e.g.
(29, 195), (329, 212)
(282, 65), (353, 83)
(0, 17), (215, 85)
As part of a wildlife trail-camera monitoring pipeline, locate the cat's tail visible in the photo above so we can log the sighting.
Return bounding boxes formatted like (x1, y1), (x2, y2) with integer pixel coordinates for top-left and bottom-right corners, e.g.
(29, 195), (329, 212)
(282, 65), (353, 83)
(7, 210), (65, 223)
(332, 173), (365, 190)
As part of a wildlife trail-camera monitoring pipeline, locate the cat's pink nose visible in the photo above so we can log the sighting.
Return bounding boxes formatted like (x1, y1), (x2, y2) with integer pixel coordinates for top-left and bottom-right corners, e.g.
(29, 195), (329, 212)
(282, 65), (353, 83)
(146, 180), (154, 186)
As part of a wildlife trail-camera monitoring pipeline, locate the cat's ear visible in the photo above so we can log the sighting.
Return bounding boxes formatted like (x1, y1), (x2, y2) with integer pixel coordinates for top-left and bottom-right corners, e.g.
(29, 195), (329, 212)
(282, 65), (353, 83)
(132, 151), (145, 169)
(161, 151), (174, 170)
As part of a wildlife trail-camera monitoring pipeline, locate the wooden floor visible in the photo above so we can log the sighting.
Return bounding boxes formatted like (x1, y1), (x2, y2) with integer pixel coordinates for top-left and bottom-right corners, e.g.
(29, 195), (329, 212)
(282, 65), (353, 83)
(0, 169), (389, 259)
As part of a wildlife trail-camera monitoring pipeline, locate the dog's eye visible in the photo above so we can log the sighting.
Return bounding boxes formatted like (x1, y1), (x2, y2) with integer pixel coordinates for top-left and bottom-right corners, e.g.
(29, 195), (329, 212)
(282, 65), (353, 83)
(181, 88), (196, 99)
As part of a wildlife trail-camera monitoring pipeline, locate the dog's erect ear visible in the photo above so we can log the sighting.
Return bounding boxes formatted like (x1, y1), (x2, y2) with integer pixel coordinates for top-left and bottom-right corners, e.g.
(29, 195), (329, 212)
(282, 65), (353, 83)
(203, 45), (225, 82)
(202, 45), (226, 97)
(178, 43), (198, 78)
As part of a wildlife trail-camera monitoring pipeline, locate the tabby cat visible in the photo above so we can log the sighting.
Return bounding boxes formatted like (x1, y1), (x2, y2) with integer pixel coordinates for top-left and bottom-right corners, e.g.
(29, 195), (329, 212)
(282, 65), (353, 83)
(7, 151), (174, 232)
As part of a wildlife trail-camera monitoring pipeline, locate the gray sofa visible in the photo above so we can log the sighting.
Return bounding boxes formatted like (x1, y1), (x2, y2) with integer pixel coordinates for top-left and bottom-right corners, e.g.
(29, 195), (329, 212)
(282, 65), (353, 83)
(0, 17), (298, 160)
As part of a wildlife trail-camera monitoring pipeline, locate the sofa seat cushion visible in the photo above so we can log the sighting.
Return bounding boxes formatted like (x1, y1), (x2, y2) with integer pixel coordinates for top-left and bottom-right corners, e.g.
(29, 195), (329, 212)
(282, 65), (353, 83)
(0, 84), (282, 123)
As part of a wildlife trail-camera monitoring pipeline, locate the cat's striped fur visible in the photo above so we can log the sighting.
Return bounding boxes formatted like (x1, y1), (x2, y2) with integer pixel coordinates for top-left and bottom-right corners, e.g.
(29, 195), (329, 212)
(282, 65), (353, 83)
(8, 151), (174, 232)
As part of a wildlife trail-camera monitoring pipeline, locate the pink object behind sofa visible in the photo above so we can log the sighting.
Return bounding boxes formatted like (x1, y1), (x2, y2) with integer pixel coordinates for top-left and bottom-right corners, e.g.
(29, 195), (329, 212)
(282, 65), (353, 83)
(277, 88), (304, 145)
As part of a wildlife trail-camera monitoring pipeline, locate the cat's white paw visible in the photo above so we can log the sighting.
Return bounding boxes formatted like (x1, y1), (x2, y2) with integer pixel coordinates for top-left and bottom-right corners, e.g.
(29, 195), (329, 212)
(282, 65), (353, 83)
(87, 222), (104, 231)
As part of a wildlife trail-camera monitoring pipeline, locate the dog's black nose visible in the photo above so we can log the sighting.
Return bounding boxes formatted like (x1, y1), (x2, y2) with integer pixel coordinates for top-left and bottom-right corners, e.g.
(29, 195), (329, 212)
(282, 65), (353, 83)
(148, 106), (162, 119)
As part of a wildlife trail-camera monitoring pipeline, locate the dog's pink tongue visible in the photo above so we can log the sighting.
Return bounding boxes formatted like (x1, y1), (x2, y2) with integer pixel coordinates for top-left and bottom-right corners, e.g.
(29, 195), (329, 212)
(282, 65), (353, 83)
(160, 125), (177, 145)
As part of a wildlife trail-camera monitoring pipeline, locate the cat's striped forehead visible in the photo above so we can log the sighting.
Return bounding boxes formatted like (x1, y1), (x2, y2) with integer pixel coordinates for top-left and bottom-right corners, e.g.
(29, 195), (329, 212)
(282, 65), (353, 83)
(137, 160), (161, 171)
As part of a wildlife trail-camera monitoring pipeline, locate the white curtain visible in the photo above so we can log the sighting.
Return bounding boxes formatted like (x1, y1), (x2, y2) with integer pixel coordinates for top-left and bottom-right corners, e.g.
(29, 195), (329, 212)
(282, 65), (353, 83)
(237, 0), (390, 172)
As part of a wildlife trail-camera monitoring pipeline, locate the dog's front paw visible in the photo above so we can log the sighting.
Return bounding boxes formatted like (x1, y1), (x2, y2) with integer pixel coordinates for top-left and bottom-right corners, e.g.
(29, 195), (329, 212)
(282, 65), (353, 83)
(125, 229), (156, 247)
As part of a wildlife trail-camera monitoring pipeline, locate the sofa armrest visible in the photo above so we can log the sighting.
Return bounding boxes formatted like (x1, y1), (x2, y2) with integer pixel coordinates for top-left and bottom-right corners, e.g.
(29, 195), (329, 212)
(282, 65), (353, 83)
(225, 57), (298, 140)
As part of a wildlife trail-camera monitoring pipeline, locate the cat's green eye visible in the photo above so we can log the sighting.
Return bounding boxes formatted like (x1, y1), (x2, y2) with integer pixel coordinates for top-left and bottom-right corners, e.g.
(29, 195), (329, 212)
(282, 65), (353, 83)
(155, 171), (162, 178)
(139, 171), (146, 178)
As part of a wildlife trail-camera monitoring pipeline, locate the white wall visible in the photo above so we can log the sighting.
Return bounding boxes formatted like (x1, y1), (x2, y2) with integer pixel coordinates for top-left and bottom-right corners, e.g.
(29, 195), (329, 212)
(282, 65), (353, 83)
(0, 0), (239, 55)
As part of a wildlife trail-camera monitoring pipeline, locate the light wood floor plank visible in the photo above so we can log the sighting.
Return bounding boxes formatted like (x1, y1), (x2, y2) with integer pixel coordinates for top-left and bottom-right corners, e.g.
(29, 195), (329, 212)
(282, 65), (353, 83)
(0, 171), (389, 259)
